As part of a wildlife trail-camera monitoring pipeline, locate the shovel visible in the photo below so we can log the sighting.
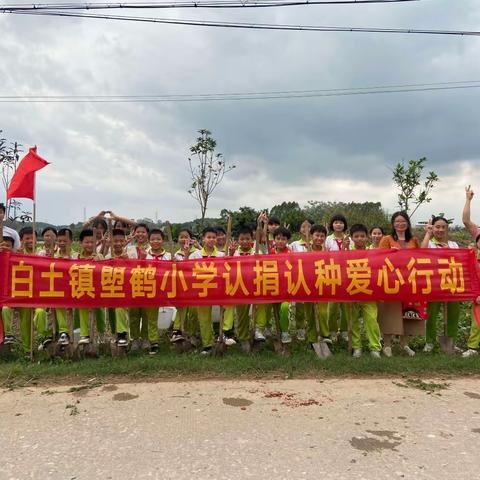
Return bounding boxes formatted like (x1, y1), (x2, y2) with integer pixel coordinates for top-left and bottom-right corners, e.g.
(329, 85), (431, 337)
(312, 304), (331, 359)
(214, 216), (232, 356)
(439, 302), (454, 354)
(247, 221), (263, 353)
(272, 303), (290, 356)
(305, 230), (330, 359)
(165, 221), (192, 353)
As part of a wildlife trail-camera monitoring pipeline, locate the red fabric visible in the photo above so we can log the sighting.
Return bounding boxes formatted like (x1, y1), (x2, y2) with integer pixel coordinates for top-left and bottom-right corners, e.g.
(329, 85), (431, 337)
(0, 249), (479, 309)
(6, 147), (49, 200)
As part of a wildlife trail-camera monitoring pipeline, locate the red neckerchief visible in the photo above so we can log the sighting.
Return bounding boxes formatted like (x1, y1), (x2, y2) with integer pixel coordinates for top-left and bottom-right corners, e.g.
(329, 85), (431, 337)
(150, 251), (166, 261)
(335, 238), (343, 250)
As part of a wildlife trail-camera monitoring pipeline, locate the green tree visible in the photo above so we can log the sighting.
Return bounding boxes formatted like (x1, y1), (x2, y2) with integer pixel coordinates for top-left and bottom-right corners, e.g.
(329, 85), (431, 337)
(392, 157), (439, 218)
(220, 206), (259, 234)
(270, 201), (305, 232)
(303, 201), (390, 231)
(188, 129), (235, 227)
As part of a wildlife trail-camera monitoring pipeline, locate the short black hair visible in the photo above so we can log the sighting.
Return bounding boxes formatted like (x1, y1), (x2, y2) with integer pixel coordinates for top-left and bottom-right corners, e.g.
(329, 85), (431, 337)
(2, 236), (14, 247)
(302, 218), (315, 227)
(369, 226), (385, 235)
(476, 234), (480, 244)
(113, 220), (128, 230)
(273, 226), (291, 240)
(149, 228), (164, 239)
(431, 216), (449, 226)
(93, 219), (108, 231)
(215, 226), (226, 235)
(134, 223), (150, 234)
(79, 229), (94, 241)
(19, 226), (35, 239)
(58, 228), (73, 240)
(237, 225), (254, 237)
(202, 227), (217, 237)
(112, 228), (126, 237)
(328, 214), (348, 233)
(268, 216), (281, 226)
(0, 203), (5, 214)
(177, 228), (193, 240)
(310, 224), (327, 236)
(41, 226), (57, 237)
(350, 224), (368, 236)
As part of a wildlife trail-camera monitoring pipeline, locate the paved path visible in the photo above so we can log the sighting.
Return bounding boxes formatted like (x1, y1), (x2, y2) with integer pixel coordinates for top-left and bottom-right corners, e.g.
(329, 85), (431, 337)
(2, 378), (480, 479)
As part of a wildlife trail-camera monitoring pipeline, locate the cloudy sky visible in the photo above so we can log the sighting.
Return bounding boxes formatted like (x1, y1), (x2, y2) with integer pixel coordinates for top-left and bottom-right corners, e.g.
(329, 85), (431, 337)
(1, 0), (480, 226)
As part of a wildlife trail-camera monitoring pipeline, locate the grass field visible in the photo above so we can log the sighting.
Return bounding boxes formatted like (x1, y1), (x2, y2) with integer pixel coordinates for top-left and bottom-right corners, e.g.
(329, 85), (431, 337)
(1, 302), (478, 388)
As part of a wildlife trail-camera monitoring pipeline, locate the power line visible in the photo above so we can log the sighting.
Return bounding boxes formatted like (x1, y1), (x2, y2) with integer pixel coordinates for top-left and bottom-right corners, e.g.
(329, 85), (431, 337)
(0, 0), (420, 13)
(1, 82), (479, 103)
(11, 10), (480, 36)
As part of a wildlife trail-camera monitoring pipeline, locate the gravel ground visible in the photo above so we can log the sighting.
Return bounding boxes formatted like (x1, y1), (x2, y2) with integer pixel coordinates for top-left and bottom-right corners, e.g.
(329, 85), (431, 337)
(2, 378), (480, 479)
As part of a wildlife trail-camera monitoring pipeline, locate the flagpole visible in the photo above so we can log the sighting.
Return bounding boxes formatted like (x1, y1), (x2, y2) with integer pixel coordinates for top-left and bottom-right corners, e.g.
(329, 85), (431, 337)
(30, 175), (36, 361)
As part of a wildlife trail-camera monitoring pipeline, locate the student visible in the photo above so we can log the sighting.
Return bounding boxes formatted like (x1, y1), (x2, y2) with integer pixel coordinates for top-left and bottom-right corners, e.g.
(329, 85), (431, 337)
(77, 229), (106, 345)
(127, 223), (150, 259)
(215, 226), (227, 253)
(38, 227), (58, 257)
(290, 219), (315, 341)
(16, 227), (47, 353)
(170, 228), (199, 343)
(190, 227), (225, 354)
(56, 228), (78, 259)
(127, 223), (151, 350)
(0, 203), (20, 251)
(306, 225), (330, 347)
(462, 186), (480, 357)
(269, 227), (292, 344)
(227, 225), (259, 344)
(348, 224), (382, 358)
(325, 214), (349, 341)
(54, 228), (78, 347)
(379, 211), (421, 357)
(1, 236), (17, 345)
(369, 226), (385, 249)
(266, 216), (281, 251)
(101, 228), (130, 348)
(421, 217), (460, 352)
(143, 228), (172, 355)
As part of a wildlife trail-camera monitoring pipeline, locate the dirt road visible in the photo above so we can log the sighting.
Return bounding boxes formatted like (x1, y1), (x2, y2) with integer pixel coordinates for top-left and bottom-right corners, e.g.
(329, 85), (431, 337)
(2, 378), (480, 479)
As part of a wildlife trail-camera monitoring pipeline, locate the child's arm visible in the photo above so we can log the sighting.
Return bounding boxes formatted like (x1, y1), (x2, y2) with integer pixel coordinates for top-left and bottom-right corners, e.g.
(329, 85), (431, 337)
(420, 219), (433, 248)
(110, 212), (136, 227)
(463, 186), (479, 238)
(83, 210), (106, 229)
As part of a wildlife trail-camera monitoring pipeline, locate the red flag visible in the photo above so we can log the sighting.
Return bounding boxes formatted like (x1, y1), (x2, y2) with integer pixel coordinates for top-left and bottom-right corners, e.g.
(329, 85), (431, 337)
(6, 147), (49, 200)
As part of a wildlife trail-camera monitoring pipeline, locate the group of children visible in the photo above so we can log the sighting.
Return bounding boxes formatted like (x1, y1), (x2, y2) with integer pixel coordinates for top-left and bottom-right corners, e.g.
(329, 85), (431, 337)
(1, 191), (480, 359)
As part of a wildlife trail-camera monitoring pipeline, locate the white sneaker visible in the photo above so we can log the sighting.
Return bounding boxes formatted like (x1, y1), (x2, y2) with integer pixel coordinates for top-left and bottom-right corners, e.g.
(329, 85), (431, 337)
(78, 336), (90, 345)
(423, 343), (434, 353)
(370, 350), (381, 359)
(382, 346), (392, 357)
(403, 345), (416, 357)
(462, 348), (478, 358)
(352, 348), (362, 358)
(281, 332), (292, 344)
(254, 328), (266, 341)
(57, 333), (70, 346)
(296, 329), (306, 341)
(224, 336), (237, 346)
(329, 332), (338, 342)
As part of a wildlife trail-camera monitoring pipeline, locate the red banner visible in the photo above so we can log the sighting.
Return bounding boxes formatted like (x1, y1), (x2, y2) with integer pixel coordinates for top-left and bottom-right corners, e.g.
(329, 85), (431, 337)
(0, 249), (478, 308)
